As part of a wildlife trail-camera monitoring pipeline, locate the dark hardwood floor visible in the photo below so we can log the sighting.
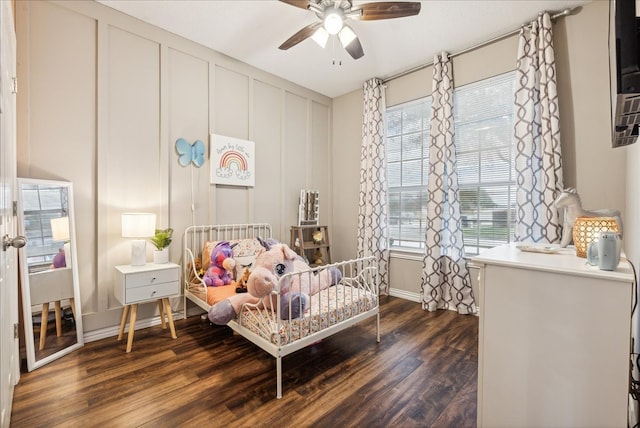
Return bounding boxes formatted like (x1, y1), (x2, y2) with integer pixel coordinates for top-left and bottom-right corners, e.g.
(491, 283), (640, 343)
(10, 296), (478, 427)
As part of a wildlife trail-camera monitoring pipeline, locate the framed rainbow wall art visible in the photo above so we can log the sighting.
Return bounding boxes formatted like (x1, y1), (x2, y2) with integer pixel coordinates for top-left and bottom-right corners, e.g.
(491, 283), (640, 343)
(210, 134), (255, 187)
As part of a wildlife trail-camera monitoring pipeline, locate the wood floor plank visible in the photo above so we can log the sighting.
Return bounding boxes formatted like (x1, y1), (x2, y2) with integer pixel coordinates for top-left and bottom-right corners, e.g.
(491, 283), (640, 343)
(10, 296), (478, 427)
(431, 371), (478, 428)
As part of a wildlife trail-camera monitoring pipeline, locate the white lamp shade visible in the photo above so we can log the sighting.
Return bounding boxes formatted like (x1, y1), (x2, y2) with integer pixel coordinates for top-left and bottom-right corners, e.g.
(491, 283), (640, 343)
(338, 26), (357, 48)
(121, 213), (156, 238)
(312, 27), (329, 48)
(50, 216), (70, 242)
(122, 213), (155, 266)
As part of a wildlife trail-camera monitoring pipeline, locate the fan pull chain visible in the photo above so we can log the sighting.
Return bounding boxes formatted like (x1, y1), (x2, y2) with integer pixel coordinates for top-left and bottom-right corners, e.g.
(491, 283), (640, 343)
(331, 37), (342, 66)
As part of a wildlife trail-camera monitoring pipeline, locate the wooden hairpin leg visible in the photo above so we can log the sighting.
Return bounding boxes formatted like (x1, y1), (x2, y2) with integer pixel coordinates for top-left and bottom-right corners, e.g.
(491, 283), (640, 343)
(69, 297), (76, 319)
(126, 304), (138, 353)
(162, 298), (177, 339)
(39, 302), (49, 351)
(117, 304), (130, 342)
(157, 300), (166, 329)
(54, 301), (62, 337)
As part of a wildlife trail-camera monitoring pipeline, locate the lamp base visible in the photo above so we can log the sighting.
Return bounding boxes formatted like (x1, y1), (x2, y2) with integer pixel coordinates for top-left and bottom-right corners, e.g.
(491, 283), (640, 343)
(131, 240), (147, 266)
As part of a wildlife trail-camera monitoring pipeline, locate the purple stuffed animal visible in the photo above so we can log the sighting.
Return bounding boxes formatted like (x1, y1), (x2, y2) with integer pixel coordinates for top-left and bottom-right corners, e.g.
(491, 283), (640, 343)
(203, 241), (237, 287)
(52, 248), (66, 268)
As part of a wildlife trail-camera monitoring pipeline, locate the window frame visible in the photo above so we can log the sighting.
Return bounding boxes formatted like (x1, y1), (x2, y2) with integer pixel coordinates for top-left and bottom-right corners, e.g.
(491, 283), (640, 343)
(386, 71), (517, 256)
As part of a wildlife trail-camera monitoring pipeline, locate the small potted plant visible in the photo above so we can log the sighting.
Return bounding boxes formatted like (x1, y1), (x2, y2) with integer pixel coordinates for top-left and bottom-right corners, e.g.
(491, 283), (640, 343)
(150, 227), (173, 264)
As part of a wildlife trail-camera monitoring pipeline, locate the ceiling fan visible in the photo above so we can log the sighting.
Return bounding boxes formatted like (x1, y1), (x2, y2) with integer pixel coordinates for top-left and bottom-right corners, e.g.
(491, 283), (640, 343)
(278, 0), (421, 60)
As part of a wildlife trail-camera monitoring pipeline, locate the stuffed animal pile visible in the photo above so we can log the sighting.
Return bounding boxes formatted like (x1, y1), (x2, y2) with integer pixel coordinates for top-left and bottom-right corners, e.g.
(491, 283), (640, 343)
(235, 267), (251, 293)
(203, 241), (237, 287)
(208, 237), (342, 325)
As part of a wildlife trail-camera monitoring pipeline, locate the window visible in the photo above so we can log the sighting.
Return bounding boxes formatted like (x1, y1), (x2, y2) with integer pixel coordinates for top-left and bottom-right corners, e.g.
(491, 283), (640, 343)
(386, 98), (431, 250)
(386, 71), (516, 255)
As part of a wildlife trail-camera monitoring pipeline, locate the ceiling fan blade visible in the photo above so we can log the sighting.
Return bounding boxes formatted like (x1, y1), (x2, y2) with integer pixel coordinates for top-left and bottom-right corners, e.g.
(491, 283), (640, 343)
(358, 2), (421, 20)
(279, 22), (323, 50)
(278, 0), (315, 10)
(344, 35), (364, 60)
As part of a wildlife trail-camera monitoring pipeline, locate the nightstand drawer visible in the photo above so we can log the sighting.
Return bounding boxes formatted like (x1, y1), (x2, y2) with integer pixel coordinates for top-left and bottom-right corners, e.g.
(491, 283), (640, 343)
(125, 268), (179, 288)
(125, 281), (179, 303)
(114, 263), (181, 306)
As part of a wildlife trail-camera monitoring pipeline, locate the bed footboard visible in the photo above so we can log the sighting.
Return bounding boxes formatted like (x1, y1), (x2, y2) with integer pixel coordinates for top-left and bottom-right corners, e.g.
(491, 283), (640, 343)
(182, 224), (380, 399)
(231, 256), (380, 398)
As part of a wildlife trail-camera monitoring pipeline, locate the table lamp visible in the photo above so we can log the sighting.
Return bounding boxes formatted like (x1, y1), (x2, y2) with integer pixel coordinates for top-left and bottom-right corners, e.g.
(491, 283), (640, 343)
(572, 216), (619, 258)
(51, 216), (71, 268)
(121, 212), (156, 266)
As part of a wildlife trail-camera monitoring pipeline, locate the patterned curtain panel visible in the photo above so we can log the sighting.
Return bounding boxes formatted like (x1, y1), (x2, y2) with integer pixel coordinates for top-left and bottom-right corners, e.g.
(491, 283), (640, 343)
(514, 12), (564, 243)
(421, 53), (476, 314)
(358, 78), (390, 294)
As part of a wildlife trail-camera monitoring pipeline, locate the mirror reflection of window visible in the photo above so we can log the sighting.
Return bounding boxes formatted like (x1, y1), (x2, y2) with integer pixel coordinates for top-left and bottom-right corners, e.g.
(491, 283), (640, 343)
(18, 178), (84, 371)
(21, 184), (69, 272)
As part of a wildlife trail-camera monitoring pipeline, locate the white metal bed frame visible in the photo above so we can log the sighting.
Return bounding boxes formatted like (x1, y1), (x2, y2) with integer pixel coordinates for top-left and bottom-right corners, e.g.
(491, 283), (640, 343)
(182, 223), (380, 398)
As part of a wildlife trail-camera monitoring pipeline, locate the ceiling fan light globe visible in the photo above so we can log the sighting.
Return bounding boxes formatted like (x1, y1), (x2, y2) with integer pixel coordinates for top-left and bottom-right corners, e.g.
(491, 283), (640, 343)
(324, 12), (343, 35)
(338, 26), (357, 47)
(311, 27), (329, 48)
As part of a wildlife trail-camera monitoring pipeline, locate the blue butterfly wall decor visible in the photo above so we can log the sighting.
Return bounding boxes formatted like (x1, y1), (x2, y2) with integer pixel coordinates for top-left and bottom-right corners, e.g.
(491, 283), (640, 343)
(175, 138), (205, 168)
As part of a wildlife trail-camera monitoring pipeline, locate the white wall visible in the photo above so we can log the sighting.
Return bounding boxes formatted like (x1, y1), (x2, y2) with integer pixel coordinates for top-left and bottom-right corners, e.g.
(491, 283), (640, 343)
(16, 0), (633, 335)
(555, 1), (628, 212)
(16, 0), (332, 334)
(332, 0), (628, 299)
(331, 89), (362, 262)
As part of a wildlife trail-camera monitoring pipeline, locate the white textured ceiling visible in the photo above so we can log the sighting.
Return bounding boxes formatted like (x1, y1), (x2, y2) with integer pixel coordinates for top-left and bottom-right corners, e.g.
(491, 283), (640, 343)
(97, 0), (590, 98)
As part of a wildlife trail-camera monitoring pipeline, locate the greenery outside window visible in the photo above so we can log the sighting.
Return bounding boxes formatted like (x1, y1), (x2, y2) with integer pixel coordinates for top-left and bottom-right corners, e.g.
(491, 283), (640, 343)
(386, 71), (516, 255)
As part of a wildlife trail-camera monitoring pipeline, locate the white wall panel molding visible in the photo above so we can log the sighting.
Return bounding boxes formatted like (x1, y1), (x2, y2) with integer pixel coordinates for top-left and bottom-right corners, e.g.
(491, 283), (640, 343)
(17, 0), (333, 332)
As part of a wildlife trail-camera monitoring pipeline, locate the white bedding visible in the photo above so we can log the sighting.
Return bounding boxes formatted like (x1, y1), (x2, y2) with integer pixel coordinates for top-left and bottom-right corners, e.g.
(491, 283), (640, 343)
(237, 283), (377, 346)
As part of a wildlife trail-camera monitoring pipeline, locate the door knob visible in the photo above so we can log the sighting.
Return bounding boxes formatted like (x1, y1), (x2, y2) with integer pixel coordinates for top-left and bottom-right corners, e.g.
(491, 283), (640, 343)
(3, 235), (26, 251)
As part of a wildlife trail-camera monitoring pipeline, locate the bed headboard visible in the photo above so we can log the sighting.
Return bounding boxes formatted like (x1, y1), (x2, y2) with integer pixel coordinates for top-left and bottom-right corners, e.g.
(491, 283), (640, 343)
(182, 223), (273, 261)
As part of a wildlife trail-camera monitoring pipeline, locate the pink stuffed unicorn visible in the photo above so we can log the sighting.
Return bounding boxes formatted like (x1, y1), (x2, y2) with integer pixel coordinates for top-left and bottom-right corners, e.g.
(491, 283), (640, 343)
(203, 241), (237, 287)
(208, 237), (342, 325)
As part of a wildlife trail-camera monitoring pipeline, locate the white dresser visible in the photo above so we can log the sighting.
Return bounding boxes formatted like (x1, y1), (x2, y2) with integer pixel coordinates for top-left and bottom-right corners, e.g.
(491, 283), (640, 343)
(472, 244), (634, 428)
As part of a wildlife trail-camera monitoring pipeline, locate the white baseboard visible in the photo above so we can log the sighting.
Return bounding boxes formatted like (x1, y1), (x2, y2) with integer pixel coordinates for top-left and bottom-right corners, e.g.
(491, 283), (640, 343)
(85, 288), (471, 343)
(388, 287), (479, 316)
(186, 306), (207, 318)
(83, 310), (185, 343)
(388, 287), (421, 302)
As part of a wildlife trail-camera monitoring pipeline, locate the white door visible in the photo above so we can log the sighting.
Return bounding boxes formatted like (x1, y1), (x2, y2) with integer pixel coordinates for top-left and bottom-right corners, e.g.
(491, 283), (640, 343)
(0, 1), (20, 427)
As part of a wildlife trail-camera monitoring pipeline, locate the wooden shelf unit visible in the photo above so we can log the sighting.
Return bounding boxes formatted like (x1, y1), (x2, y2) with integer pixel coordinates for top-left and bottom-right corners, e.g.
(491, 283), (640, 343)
(290, 225), (331, 267)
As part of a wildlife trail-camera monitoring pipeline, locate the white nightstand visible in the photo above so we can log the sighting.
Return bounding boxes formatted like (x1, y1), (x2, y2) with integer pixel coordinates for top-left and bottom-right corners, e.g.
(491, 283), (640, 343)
(114, 262), (180, 352)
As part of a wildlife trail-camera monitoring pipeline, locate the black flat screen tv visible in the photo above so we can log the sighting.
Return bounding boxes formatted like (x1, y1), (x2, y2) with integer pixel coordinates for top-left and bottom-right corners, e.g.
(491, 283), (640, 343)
(612, 0), (640, 147)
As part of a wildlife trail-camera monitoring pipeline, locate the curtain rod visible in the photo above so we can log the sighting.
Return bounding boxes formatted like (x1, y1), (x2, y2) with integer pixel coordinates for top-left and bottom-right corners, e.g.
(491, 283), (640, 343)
(381, 7), (577, 84)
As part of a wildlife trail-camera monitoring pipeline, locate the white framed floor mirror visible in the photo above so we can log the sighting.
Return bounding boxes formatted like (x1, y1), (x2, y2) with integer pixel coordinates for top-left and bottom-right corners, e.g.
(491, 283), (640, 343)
(17, 178), (83, 371)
